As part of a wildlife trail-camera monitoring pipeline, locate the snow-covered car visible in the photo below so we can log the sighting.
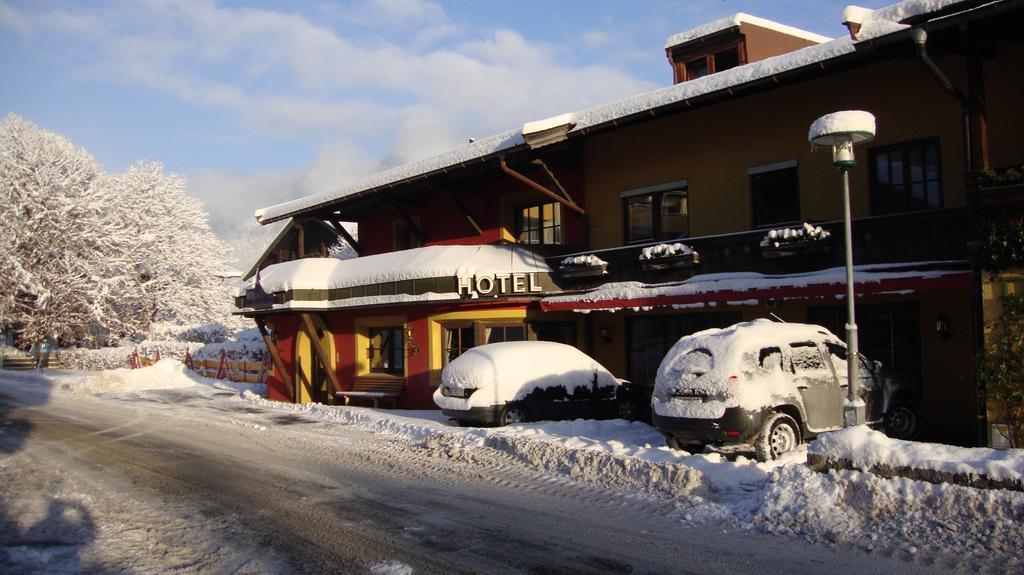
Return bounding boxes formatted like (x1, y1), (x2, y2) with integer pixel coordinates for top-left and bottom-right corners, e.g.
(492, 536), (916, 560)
(433, 341), (629, 426)
(652, 319), (885, 461)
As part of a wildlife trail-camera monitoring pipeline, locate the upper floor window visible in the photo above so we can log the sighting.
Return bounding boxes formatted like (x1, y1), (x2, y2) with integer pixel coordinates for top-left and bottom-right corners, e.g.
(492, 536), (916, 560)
(750, 161), (799, 228)
(518, 202), (562, 245)
(367, 326), (404, 375)
(870, 138), (942, 215)
(681, 45), (743, 82)
(622, 181), (689, 243)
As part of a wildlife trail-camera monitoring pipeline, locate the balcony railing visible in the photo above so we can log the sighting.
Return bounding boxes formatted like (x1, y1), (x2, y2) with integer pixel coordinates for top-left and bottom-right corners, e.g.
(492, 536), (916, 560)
(549, 208), (971, 287)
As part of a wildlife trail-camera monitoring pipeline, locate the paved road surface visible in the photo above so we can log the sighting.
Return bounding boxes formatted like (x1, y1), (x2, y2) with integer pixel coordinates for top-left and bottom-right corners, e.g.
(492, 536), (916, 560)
(0, 381), (953, 574)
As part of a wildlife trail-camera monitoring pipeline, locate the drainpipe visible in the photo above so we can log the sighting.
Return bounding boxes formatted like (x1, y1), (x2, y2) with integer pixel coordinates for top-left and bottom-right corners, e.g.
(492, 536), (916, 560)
(911, 26), (987, 446)
(910, 27), (972, 171)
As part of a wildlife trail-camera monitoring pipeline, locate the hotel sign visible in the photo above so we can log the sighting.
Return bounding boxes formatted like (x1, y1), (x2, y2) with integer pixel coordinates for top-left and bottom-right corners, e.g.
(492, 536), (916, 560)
(457, 272), (544, 299)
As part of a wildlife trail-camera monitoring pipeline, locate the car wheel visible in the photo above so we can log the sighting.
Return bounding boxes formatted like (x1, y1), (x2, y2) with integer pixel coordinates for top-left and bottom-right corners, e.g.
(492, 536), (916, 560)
(617, 400), (637, 422)
(884, 402), (920, 440)
(754, 413), (801, 462)
(499, 404), (528, 426)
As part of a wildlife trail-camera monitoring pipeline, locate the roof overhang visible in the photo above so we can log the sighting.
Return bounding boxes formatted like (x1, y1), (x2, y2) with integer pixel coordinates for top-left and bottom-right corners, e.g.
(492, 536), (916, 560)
(541, 263), (972, 312)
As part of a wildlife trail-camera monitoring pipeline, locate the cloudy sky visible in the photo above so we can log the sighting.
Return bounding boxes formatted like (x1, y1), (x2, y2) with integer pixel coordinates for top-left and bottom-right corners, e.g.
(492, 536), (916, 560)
(1, 0), (890, 266)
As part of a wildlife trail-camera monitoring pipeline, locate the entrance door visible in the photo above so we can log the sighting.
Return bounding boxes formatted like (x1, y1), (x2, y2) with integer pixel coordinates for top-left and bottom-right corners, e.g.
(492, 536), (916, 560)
(789, 342), (843, 431)
(295, 318), (336, 404)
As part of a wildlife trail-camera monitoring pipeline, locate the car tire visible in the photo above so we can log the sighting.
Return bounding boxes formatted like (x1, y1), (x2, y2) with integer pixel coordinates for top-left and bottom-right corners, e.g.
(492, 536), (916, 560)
(617, 400), (637, 422)
(754, 412), (801, 462)
(499, 404), (528, 426)
(884, 402), (920, 440)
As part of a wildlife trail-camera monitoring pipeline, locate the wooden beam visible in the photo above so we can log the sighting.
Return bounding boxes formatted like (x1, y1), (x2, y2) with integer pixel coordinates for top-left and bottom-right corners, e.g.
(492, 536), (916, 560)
(443, 188), (484, 235)
(325, 217), (362, 256)
(530, 158), (578, 208)
(299, 313), (343, 400)
(500, 156), (584, 215)
(254, 317), (294, 402)
(387, 202), (426, 245)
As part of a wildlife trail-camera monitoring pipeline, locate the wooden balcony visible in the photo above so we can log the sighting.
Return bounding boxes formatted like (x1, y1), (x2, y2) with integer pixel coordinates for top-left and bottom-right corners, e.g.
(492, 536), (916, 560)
(551, 208), (971, 287)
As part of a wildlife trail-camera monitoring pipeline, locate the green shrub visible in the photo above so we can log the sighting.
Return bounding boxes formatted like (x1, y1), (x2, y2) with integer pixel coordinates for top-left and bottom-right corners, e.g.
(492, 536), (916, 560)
(982, 292), (1024, 447)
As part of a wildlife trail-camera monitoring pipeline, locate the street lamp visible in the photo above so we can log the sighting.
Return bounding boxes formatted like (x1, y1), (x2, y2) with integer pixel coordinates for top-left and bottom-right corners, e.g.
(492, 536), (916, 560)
(808, 110), (876, 426)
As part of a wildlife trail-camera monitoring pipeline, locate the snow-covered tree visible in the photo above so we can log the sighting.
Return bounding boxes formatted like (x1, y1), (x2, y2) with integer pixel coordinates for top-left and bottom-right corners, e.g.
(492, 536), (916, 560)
(98, 161), (234, 327)
(0, 113), (143, 345)
(0, 114), (237, 346)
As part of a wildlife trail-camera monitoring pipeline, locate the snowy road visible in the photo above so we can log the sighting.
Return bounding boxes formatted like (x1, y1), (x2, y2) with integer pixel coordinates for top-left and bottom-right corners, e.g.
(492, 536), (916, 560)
(0, 374), (1006, 574)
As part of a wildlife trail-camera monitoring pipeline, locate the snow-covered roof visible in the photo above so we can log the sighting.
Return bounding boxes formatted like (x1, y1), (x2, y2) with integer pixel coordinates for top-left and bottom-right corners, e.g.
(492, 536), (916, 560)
(541, 262), (971, 312)
(254, 244), (551, 293)
(664, 12), (831, 49)
(255, 0), (975, 225)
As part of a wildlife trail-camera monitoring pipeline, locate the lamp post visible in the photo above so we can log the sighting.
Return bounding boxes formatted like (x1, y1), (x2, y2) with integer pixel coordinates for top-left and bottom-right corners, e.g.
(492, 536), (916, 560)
(809, 110), (876, 426)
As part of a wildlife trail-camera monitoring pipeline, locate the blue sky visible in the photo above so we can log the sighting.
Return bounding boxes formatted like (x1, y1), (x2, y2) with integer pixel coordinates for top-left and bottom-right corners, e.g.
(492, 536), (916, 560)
(0, 0), (892, 262)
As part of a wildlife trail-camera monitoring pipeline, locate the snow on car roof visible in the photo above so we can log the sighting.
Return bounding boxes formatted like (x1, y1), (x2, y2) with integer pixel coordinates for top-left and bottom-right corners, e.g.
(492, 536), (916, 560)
(671, 318), (839, 358)
(254, 0), (974, 225)
(254, 244), (551, 293)
(441, 341), (617, 395)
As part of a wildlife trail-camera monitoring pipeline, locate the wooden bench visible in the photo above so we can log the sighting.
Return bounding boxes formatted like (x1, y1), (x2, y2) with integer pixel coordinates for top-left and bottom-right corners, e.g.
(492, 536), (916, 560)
(337, 376), (405, 409)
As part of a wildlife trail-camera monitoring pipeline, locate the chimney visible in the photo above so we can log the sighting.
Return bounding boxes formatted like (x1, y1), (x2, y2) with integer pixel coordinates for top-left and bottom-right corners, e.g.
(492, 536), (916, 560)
(842, 6), (873, 41)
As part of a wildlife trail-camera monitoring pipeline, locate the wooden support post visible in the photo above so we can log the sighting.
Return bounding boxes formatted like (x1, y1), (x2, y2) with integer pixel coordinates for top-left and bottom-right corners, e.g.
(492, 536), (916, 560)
(531, 158), (578, 208)
(299, 313), (344, 400)
(444, 188), (484, 236)
(387, 202), (426, 246)
(499, 156), (584, 214)
(254, 317), (295, 402)
(326, 217), (362, 256)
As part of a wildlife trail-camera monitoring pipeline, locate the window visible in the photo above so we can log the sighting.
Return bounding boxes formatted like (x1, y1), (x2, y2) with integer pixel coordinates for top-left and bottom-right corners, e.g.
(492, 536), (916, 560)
(685, 57), (709, 80)
(870, 138), (942, 215)
(441, 320), (578, 365)
(622, 181), (689, 243)
(518, 202), (562, 245)
(627, 312), (740, 387)
(750, 162), (799, 227)
(683, 46), (741, 81)
(789, 342), (827, 373)
(809, 303), (921, 382)
(367, 326), (404, 374)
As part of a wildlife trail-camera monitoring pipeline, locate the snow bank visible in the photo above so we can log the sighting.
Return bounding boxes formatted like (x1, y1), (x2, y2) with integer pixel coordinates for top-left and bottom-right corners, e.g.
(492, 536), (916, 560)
(810, 426), (1024, 485)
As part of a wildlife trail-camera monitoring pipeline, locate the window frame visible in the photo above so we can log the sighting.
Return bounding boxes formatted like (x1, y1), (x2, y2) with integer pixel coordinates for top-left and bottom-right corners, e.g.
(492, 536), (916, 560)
(869, 137), (943, 216)
(516, 201), (563, 245)
(621, 180), (690, 244)
(366, 326), (405, 375)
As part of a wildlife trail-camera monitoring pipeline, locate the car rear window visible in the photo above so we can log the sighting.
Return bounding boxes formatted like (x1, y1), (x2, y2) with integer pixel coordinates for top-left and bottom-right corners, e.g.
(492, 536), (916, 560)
(677, 348), (713, 375)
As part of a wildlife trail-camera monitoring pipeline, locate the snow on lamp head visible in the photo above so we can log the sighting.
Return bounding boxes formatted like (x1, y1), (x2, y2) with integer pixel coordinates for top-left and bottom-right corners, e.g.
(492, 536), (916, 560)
(808, 110), (875, 170)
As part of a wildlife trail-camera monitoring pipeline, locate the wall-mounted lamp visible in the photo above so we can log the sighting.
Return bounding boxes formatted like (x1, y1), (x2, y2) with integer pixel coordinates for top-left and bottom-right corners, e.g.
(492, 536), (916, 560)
(406, 327), (420, 355)
(599, 326), (611, 343)
(936, 315), (949, 339)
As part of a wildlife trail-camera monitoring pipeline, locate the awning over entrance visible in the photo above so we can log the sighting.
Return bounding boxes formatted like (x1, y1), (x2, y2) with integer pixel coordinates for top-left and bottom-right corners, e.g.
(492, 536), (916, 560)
(540, 262), (972, 312)
(239, 244), (555, 312)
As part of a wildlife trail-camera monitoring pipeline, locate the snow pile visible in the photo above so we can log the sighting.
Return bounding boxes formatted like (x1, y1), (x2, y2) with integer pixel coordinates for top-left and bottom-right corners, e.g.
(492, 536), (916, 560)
(760, 223), (831, 248)
(753, 464), (1023, 572)
(639, 243), (695, 260)
(254, 244), (550, 293)
(559, 254), (607, 268)
(810, 426), (1024, 484)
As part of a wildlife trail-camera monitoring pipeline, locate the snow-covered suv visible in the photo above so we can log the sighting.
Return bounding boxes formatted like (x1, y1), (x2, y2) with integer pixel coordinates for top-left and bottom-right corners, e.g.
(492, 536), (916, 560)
(652, 319), (884, 461)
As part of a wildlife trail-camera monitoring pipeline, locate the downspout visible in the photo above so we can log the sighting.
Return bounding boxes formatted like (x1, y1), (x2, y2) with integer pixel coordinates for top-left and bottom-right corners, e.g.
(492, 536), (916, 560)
(911, 26), (987, 446)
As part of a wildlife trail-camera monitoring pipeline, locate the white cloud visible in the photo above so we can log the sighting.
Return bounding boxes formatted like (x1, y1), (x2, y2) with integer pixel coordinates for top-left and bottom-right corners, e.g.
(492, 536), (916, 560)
(0, 1), (31, 35)
(16, 0), (658, 248)
(581, 29), (613, 49)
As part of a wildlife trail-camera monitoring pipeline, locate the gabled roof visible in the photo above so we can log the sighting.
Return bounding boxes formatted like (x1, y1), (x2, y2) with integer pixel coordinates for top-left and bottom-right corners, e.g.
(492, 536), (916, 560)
(242, 217), (341, 281)
(254, 0), (984, 226)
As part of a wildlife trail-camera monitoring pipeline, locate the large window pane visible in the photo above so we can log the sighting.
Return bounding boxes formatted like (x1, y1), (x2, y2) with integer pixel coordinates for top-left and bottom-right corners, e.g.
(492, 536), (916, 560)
(518, 202), (562, 245)
(626, 194), (654, 242)
(751, 167), (800, 227)
(368, 326), (404, 374)
(870, 139), (942, 215)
